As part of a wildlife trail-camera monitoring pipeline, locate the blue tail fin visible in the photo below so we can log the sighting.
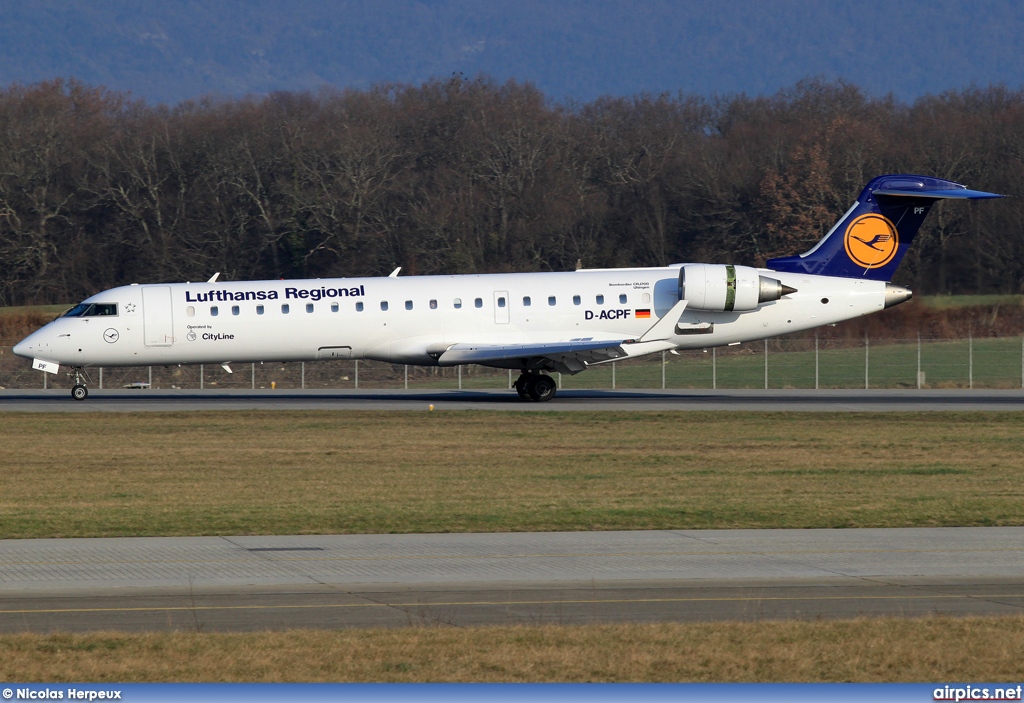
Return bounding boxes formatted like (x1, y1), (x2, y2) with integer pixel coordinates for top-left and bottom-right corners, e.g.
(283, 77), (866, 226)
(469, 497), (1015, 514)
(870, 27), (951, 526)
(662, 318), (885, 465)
(765, 174), (1003, 280)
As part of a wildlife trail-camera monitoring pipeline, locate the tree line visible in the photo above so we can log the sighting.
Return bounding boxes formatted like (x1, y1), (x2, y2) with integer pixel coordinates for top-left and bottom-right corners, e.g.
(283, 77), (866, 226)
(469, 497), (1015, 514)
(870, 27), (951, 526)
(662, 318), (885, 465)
(1, 76), (1022, 306)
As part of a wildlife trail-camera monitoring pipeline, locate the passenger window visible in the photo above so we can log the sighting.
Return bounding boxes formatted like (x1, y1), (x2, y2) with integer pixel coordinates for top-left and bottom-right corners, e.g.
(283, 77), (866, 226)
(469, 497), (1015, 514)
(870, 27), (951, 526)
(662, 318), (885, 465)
(186, 306), (195, 318)
(619, 294), (627, 304)
(211, 306), (219, 316)
(474, 298), (483, 308)
(596, 295), (604, 305)
(523, 296), (531, 306)
(453, 298), (462, 309)
(381, 301), (389, 311)
(573, 295), (581, 305)
(256, 305), (265, 315)
(231, 305), (239, 316)
(282, 304), (290, 314)
(306, 303), (314, 313)
(430, 299), (437, 309)
(497, 297), (506, 308)
(405, 300), (413, 310)
(356, 302), (364, 312)
(548, 296), (556, 306)
(331, 303), (339, 312)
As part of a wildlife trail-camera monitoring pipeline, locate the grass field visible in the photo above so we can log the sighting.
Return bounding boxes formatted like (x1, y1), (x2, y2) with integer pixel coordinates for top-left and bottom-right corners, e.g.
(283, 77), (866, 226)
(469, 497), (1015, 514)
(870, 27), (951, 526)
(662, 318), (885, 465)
(2, 617), (1023, 682)
(3, 411), (1024, 539)
(919, 294), (1024, 309)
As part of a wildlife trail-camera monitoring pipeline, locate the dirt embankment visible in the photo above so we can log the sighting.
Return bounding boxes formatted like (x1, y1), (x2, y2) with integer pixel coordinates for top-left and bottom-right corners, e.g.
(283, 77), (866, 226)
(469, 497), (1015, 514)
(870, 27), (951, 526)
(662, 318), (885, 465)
(822, 300), (1024, 340)
(0, 312), (54, 346)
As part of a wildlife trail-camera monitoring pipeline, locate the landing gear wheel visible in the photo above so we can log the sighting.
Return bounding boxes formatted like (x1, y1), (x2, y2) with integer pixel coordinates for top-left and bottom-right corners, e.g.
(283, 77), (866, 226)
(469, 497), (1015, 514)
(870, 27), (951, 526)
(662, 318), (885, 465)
(71, 384), (88, 401)
(514, 375), (531, 400)
(527, 374), (557, 402)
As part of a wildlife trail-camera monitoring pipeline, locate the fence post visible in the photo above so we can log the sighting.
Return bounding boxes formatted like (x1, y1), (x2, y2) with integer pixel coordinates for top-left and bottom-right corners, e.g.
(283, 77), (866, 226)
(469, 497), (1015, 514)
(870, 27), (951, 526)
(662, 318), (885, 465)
(301, 362), (305, 390)
(458, 364), (462, 390)
(148, 366), (153, 389)
(764, 339), (768, 390)
(661, 350), (666, 390)
(508, 369), (512, 390)
(969, 330), (973, 389)
(404, 365), (409, 390)
(814, 332), (819, 390)
(712, 347), (717, 390)
(43, 372), (47, 390)
(864, 333), (869, 390)
(612, 361), (617, 390)
(251, 362), (255, 390)
(99, 367), (103, 390)
(200, 364), (204, 390)
(558, 372), (562, 390)
(355, 360), (359, 389)
(917, 334), (921, 389)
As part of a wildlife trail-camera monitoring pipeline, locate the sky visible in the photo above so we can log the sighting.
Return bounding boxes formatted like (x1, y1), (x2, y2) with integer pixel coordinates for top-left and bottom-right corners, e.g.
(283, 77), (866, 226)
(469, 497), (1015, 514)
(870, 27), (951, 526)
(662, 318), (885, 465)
(0, 0), (1021, 104)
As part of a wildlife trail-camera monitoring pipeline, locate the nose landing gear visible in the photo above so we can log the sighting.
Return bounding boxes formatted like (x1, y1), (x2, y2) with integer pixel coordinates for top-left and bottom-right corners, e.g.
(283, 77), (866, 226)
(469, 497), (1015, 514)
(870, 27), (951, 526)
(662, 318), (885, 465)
(68, 367), (90, 401)
(514, 372), (557, 402)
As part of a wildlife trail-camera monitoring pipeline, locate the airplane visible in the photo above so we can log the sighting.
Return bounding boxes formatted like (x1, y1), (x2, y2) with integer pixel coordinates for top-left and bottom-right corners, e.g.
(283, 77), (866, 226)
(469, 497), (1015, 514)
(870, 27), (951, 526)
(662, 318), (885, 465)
(13, 174), (1004, 401)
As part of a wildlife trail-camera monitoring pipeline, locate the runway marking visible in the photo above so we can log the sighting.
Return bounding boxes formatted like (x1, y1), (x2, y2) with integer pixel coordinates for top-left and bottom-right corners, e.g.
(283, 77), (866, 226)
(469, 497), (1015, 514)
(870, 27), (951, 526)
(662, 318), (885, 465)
(2, 546), (1022, 568)
(3, 593), (1024, 615)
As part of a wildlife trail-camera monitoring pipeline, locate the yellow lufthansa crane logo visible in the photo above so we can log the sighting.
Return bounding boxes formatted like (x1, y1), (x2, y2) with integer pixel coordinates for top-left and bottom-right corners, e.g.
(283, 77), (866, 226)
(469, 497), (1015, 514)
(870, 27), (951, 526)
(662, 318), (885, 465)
(844, 214), (899, 269)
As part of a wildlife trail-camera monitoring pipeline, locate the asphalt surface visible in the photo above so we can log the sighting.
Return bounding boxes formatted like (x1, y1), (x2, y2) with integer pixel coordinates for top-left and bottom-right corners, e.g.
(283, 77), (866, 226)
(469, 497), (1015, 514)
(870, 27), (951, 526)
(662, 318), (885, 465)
(3, 388), (1024, 411)
(2, 528), (1022, 632)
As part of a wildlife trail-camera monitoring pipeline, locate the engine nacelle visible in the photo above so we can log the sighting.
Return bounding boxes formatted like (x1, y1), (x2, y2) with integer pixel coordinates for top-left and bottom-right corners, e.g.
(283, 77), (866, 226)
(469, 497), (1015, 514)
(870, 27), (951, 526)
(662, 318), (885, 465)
(679, 264), (794, 312)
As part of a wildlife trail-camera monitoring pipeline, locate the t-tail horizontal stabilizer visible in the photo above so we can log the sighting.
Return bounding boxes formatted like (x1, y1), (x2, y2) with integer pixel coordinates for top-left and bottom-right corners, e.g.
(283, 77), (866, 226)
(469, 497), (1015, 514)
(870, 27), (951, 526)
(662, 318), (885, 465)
(766, 174), (1004, 281)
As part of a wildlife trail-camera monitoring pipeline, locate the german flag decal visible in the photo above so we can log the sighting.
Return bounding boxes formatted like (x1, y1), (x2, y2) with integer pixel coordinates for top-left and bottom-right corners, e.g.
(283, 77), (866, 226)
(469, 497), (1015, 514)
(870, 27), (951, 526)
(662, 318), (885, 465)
(635, 309), (651, 319)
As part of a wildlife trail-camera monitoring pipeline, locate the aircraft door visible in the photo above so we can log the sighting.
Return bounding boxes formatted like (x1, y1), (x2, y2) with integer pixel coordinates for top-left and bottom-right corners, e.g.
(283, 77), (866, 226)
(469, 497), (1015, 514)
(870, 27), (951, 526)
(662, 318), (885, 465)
(142, 286), (174, 347)
(494, 291), (510, 324)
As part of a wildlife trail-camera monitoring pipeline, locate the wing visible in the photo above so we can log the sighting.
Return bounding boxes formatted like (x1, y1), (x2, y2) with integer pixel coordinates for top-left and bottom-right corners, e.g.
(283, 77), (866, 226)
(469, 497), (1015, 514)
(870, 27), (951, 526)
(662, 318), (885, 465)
(434, 300), (688, 374)
(436, 339), (629, 374)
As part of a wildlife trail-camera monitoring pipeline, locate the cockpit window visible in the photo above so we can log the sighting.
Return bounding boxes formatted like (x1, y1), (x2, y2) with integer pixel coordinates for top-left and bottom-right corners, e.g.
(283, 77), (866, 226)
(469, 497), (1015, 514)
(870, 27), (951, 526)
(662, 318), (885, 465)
(63, 303), (117, 318)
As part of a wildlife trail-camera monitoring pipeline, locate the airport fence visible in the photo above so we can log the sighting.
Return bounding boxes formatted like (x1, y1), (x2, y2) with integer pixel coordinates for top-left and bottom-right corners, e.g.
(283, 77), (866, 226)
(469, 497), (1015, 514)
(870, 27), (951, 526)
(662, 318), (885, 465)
(2, 333), (1023, 391)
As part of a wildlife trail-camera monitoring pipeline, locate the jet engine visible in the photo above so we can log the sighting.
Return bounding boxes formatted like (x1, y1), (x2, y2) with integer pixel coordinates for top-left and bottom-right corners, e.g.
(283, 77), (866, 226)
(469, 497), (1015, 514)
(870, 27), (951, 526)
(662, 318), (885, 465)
(679, 264), (795, 312)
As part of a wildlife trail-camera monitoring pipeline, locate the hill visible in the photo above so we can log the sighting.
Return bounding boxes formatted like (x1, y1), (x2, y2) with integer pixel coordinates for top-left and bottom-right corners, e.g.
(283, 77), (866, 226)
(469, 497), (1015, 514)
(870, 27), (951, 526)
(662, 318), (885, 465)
(1, 1), (1022, 105)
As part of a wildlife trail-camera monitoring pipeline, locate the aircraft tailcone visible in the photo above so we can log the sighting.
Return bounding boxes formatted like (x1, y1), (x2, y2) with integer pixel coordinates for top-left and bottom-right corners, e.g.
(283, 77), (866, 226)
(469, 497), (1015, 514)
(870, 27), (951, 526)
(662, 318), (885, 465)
(884, 283), (913, 308)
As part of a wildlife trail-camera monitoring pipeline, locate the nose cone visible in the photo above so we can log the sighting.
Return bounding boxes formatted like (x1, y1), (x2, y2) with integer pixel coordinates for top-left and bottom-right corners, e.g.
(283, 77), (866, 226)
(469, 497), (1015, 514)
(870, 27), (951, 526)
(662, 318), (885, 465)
(13, 336), (32, 359)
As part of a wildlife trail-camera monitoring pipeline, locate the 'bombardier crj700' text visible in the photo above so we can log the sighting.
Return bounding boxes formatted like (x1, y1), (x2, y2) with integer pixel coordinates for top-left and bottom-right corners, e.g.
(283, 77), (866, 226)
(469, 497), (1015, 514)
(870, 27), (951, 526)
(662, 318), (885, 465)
(14, 174), (1004, 401)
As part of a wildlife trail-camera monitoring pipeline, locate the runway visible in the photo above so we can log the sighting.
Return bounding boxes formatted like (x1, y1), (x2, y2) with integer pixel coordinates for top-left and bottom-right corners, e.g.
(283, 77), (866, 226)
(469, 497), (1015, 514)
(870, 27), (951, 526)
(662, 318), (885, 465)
(2, 528), (1023, 632)
(2, 388), (1024, 411)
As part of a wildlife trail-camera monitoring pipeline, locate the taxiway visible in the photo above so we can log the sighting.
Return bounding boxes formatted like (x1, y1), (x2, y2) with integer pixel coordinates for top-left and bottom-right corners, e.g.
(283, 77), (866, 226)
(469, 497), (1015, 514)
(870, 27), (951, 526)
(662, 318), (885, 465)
(2, 528), (1022, 632)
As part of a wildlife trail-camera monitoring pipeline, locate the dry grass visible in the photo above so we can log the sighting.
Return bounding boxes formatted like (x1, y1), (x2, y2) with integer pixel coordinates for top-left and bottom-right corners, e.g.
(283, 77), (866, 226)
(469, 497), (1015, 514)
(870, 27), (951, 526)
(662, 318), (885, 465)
(2, 411), (1024, 538)
(2, 617), (1023, 682)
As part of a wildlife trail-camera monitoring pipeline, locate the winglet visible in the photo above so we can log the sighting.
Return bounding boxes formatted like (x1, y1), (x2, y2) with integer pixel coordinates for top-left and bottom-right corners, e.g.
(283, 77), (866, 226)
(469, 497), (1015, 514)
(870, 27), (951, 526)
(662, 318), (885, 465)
(638, 300), (688, 342)
(389, 267), (402, 278)
(207, 272), (220, 283)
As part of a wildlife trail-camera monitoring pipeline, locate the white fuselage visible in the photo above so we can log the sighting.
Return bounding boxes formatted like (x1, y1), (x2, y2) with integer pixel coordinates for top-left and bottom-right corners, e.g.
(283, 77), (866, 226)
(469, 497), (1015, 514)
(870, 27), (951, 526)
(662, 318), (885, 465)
(14, 266), (886, 370)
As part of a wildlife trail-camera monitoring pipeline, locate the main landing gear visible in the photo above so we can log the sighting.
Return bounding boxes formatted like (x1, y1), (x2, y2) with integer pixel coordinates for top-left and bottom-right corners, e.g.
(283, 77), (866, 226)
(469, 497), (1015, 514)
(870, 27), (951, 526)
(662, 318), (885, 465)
(69, 367), (89, 401)
(514, 372), (557, 402)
